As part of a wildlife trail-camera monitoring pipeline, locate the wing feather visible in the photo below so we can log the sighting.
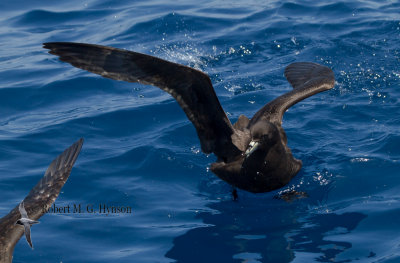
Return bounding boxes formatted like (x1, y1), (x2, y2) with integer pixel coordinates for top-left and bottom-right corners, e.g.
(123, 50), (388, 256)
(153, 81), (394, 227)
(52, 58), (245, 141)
(18, 202), (28, 219)
(43, 42), (240, 158)
(0, 139), (83, 261)
(23, 223), (33, 249)
(250, 62), (335, 125)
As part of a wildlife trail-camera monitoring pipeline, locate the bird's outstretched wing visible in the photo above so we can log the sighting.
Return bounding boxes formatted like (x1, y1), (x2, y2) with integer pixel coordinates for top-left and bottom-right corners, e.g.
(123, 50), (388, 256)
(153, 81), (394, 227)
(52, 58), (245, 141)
(249, 62), (335, 126)
(22, 224), (33, 249)
(18, 202), (28, 219)
(0, 138), (83, 262)
(43, 42), (241, 158)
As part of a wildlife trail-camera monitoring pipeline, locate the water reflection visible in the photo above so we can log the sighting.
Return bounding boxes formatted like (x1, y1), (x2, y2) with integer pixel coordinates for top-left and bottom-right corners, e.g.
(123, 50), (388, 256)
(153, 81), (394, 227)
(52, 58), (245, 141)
(165, 197), (366, 263)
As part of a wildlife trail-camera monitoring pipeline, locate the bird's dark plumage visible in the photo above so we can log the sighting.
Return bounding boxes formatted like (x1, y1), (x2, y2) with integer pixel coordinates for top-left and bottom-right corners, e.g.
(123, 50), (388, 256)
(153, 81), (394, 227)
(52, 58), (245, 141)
(43, 42), (239, 159)
(0, 139), (83, 262)
(43, 42), (335, 193)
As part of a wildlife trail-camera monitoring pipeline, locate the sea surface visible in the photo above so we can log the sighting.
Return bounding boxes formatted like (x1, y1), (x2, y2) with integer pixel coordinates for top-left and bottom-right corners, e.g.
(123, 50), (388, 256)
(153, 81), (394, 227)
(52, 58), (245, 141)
(0, 0), (399, 262)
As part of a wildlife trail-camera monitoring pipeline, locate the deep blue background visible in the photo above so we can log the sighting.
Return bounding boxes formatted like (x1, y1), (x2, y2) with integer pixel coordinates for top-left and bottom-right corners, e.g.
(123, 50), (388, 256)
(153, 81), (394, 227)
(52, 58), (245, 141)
(1, 0), (399, 262)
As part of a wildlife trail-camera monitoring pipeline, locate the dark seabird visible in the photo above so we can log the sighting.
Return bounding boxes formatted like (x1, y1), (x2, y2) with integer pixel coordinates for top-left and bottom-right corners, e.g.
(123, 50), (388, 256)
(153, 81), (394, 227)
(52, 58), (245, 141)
(43, 42), (335, 193)
(0, 138), (83, 262)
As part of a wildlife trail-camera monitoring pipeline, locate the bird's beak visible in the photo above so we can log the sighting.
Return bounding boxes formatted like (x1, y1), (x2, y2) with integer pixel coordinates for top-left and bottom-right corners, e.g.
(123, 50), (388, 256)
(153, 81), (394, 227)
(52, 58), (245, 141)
(245, 141), (259, 157)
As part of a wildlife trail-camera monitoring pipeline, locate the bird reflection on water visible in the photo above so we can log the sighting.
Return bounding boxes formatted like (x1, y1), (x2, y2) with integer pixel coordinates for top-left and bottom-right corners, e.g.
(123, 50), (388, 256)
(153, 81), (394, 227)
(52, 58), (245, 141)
(166, 197), (366, 263)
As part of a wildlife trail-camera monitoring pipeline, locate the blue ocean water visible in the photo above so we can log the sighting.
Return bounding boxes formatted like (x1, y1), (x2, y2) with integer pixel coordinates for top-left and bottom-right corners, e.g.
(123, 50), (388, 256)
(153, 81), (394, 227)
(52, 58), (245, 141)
(0, 0), (399, 262)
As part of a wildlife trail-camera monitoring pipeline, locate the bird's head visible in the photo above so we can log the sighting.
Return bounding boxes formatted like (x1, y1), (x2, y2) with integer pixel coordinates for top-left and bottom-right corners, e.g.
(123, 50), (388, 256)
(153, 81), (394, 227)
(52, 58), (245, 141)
(244, 120), (280, 158)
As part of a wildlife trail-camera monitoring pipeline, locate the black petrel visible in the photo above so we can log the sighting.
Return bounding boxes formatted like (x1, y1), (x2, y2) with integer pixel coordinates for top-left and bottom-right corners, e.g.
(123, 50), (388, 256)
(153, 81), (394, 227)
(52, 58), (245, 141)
(0, 138), (83, 262)
(43, 42), (334, 193)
